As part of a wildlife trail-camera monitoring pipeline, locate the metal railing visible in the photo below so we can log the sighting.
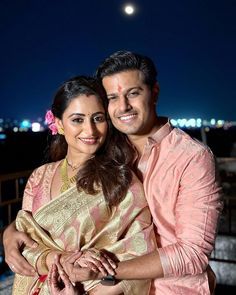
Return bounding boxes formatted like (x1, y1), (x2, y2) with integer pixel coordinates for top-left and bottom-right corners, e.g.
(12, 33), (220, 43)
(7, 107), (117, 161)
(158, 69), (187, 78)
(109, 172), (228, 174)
(0, 170), (32, 243)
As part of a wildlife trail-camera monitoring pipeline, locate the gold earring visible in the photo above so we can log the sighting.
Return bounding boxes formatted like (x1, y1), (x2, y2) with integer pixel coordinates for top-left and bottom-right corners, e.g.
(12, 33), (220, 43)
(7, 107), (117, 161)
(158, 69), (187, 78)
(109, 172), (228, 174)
(58, 127), (64, 135)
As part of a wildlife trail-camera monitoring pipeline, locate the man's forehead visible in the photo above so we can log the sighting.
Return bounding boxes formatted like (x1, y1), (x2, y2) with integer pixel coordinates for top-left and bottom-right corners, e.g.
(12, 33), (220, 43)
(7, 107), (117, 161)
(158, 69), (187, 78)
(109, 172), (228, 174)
(117, 84), (122, 92)
(102, 70), (145, 92)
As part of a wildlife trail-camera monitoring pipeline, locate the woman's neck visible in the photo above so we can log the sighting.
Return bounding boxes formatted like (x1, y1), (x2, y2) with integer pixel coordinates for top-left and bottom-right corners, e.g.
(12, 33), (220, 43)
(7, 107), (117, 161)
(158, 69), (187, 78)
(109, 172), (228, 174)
(65, 152), (94, 171)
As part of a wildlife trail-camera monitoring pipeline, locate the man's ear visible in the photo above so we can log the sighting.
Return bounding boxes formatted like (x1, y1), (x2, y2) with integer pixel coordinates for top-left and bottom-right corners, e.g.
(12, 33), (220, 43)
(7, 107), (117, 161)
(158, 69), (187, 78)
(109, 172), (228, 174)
(152, 82), (160, 103)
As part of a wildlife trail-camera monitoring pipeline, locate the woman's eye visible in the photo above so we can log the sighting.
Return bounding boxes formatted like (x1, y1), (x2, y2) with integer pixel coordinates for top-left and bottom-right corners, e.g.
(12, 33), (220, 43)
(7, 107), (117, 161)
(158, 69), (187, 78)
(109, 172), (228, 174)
(93, 116), (105, 123)
(72, 117), (83, 123)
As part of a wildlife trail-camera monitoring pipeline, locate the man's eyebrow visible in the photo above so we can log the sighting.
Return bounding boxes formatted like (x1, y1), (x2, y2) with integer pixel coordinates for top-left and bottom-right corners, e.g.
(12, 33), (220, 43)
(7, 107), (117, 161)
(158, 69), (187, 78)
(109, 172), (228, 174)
(126, 86), (143, 91)
(107, 86), (143, 96)
(107, 92), (117, 96)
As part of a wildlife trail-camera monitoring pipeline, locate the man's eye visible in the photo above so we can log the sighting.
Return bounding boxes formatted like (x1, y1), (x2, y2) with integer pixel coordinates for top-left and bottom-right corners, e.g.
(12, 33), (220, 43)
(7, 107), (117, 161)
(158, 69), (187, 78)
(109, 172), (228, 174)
(128, 91), (139, 98)
(107, 96), (117, 100)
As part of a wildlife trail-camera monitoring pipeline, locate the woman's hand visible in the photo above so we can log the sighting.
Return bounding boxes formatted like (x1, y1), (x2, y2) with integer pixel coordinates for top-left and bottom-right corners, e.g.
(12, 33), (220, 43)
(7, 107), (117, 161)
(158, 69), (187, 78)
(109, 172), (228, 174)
(61, 252), (100, 283)
(3, 221), (38, 276)
(74, 249), (117, 276)
(48, 257), (80, 295)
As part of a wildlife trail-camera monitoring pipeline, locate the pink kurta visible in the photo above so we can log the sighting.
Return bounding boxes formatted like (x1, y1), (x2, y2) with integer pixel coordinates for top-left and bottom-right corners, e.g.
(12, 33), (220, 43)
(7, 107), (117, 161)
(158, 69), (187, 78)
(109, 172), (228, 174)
(138, 118), (223, 294)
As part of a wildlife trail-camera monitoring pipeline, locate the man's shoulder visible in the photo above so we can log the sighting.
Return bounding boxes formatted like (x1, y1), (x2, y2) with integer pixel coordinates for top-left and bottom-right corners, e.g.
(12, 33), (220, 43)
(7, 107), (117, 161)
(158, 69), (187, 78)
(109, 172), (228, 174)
(167, 127), (212, 155)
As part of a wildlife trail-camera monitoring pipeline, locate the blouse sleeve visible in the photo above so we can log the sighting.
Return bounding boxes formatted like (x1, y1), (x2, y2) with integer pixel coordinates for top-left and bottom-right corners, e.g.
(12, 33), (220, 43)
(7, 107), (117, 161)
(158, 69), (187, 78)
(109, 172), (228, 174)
(22, 165), (47, 212)
(21, 170), (36, 211)
(19, 164), (56, 272)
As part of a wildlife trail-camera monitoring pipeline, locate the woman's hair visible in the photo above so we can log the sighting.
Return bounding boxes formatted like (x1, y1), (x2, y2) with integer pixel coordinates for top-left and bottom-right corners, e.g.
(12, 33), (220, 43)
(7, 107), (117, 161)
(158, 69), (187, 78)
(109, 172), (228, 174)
(96, 50), (158, 88)
(46, 75), (135, 207)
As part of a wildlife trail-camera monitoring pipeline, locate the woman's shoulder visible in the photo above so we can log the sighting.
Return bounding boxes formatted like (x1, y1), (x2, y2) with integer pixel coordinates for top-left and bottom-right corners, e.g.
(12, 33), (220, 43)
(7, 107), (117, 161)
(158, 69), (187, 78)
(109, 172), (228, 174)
(29, 160), (62, 183)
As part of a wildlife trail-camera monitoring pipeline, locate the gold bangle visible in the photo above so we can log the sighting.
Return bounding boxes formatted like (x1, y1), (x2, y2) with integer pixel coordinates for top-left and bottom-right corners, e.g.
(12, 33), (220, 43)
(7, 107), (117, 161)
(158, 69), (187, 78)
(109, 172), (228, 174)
(39, 250), (51, 274)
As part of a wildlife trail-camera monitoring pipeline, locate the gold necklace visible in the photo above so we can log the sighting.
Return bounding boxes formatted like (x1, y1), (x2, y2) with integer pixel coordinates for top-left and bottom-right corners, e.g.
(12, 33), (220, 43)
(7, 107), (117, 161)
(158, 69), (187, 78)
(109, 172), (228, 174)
(60, 158), (77, 193)
(66, 157), (81, 171)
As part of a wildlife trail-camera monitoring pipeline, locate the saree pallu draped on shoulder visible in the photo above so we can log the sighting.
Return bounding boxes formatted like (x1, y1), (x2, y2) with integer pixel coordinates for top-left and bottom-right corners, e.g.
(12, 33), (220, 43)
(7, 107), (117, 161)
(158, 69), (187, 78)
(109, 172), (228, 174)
(13, 184), (155, 294)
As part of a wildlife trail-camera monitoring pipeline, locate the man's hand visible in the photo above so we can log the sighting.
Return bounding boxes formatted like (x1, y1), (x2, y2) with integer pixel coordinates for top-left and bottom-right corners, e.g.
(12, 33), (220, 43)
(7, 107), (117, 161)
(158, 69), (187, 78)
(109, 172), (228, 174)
(3, 221), (38, 276)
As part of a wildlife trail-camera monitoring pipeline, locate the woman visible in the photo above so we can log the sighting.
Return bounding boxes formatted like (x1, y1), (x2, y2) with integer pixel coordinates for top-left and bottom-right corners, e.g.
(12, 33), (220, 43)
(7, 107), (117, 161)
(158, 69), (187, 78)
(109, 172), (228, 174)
(12, 76), (156, 294)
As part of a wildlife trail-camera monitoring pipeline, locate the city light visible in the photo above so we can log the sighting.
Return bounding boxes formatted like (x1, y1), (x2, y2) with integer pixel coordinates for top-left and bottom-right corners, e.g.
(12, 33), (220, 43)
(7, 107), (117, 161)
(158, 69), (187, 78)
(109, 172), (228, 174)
(0, 117), (236, 133)
(32, 122), (41, 132)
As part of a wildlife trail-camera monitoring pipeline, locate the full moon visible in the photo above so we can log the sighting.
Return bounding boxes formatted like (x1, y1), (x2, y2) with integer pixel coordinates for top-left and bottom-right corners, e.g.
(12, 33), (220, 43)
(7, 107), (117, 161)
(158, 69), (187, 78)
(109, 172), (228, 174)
(124, 5), (135, 15)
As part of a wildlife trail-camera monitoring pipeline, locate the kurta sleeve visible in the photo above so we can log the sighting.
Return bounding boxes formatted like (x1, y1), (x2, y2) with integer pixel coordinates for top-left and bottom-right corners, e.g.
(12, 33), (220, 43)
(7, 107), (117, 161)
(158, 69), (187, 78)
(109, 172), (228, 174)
(157, 148), (223, 277)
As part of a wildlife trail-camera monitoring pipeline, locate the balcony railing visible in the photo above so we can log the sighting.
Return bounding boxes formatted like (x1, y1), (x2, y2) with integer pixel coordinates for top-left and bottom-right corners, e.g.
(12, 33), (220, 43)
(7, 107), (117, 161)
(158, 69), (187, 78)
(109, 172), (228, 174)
(0, 170), (32, 243)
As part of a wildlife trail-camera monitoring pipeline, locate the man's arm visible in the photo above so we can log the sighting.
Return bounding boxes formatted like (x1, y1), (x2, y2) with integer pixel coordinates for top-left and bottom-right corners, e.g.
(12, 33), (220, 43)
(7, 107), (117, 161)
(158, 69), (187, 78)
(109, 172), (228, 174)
(116, 149), (222, 280)
(63, 250), (164, 282)
(3, 220), (38, 276)
(114, 250), (164, 280)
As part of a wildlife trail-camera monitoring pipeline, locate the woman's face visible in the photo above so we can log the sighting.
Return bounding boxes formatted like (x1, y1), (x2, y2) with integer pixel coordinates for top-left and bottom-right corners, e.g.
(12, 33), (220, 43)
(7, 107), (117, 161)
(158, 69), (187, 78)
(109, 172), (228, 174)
(57, 94), (108, 157)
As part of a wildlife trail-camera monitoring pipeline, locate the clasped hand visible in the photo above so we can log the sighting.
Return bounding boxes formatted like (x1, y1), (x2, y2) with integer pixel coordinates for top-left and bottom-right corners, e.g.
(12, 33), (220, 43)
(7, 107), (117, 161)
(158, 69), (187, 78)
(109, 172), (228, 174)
(60, 249), (117, 283)
(48, 249), (117, 294)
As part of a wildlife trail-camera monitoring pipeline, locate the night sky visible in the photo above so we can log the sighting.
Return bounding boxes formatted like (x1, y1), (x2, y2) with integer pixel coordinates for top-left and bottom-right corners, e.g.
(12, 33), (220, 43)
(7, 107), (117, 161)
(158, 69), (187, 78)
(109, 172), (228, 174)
(1, 0), (235, 121)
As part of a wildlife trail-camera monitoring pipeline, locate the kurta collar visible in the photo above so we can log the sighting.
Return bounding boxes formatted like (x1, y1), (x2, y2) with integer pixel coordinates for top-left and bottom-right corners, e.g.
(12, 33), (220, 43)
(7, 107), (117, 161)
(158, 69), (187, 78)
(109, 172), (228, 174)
(146, 117), (173, 147)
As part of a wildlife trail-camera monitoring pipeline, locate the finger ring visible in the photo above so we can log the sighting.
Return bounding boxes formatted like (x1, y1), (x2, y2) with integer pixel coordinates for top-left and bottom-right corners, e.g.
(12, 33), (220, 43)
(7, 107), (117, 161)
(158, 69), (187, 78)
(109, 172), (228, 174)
(94, 252), (101, 258)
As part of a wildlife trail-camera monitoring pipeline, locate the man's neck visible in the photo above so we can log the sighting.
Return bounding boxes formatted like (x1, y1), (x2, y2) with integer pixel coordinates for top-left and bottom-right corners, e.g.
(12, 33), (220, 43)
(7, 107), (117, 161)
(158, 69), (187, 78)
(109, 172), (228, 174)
(128, 118), (164, 155)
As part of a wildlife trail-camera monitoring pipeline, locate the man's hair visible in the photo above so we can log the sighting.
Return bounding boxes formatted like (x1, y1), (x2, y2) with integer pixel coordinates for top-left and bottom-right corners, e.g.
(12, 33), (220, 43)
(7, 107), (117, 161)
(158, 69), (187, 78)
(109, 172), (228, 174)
(96, 50), (158, 88)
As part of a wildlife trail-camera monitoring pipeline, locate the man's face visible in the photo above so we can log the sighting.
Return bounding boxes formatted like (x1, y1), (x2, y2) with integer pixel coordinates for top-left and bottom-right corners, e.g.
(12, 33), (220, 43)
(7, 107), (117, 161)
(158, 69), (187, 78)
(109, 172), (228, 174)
(102, 70), (157, 137)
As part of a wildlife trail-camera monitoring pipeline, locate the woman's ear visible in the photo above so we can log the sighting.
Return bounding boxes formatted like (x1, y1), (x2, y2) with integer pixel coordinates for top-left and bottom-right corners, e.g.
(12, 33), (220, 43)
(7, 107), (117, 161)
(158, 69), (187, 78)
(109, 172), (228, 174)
(55, 118), (65, 136)
(55, 117), (62, 129)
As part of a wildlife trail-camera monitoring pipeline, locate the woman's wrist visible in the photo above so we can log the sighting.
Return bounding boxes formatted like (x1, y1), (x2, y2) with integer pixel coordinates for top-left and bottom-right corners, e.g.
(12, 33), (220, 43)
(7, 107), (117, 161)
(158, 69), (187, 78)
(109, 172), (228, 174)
(46, 250), (62, 270)
(37, 250), (51, 274)
(37, 250), (61, 275)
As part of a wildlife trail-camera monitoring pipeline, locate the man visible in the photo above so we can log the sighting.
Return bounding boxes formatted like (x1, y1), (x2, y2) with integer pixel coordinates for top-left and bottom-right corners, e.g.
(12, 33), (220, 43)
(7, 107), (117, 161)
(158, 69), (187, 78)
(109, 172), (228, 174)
(3, 51), (222, 294)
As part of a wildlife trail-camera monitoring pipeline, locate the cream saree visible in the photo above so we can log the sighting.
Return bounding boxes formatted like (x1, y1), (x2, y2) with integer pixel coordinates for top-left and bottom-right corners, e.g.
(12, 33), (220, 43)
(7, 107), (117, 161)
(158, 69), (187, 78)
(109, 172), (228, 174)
(12, 161), (156, 295)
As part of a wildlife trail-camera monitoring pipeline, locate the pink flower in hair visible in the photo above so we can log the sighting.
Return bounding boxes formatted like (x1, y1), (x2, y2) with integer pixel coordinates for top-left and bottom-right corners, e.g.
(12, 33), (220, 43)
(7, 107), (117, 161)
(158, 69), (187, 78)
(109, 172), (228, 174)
(48, 123), (58, 135)
(45, 110), (55, 125)
(45, 110), (58, 135)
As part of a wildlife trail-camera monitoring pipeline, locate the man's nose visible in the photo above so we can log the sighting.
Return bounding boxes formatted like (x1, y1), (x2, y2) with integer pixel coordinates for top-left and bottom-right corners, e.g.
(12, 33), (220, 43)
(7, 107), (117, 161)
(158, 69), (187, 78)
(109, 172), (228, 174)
(119, 96), (132, 112)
